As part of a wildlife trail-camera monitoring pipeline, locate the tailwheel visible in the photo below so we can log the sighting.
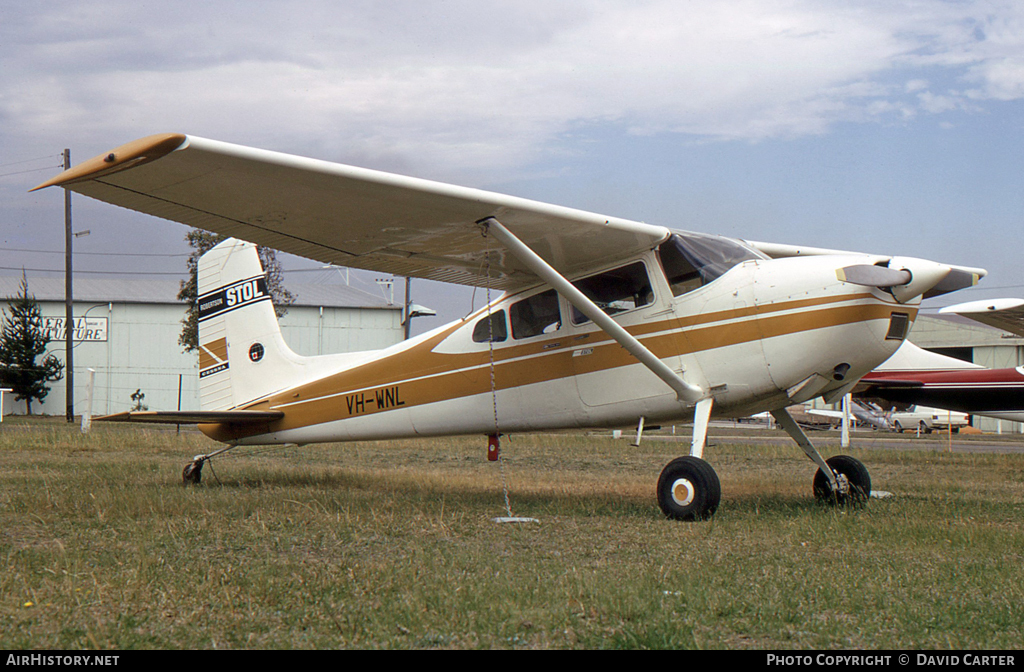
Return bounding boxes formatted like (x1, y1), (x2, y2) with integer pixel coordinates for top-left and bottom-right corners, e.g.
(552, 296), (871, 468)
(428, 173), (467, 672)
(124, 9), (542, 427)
(657, 456), (721, 521)
(182, 459), (204, 486)
(813, 455), (870, 506)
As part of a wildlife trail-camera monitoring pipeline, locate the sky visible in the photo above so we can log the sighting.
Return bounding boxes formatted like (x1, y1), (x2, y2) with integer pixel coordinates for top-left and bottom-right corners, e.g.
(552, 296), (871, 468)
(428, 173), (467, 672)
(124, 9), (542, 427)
(1, 0), (1023, 336)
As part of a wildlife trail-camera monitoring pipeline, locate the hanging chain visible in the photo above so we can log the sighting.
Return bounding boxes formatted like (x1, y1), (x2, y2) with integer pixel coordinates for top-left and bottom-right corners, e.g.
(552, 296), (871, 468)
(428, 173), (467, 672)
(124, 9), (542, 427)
(482, 225), (514, 518)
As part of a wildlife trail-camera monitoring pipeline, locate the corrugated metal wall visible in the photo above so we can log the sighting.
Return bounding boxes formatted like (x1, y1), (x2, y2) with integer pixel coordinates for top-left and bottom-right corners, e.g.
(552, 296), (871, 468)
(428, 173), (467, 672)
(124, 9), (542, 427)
(1, 301), (402, 416)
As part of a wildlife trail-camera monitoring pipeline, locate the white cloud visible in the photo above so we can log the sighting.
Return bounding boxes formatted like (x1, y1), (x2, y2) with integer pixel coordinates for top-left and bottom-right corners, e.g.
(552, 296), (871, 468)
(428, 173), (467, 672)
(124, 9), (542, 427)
(917, 91), (960, 114)
(3, 0), (1024, 177)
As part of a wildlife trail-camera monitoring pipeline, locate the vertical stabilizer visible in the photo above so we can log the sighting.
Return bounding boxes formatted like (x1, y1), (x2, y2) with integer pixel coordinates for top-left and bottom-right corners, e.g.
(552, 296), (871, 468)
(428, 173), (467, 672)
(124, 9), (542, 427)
(197, 238), (306, 410)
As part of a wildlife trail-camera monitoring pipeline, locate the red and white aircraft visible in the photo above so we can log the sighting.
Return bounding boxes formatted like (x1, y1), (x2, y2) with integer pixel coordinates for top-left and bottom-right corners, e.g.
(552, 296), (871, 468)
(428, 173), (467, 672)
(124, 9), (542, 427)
(35, 133), (986, 519)
(858, 300), (1024, 423)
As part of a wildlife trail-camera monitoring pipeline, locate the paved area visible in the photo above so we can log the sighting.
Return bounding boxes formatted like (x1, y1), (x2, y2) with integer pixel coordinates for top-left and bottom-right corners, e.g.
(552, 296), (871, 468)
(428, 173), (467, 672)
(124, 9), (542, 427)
(639, 424), (1024, 454)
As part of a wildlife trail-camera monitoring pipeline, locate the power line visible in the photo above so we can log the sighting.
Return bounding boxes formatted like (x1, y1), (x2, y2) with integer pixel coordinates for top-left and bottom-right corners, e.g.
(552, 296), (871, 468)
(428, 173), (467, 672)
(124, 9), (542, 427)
(0, 154), (62, 169)
(0, 264), (337, 277)
(0, 246), (190, 258)
(955, 283), (1024, 292)
(0, 165), (61, 180)
(0, 265), (185, 277)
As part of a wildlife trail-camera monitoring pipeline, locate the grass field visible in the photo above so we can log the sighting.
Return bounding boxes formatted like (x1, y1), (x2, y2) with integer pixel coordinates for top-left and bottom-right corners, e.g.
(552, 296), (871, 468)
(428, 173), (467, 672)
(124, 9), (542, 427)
(1, 417), (1022, 649)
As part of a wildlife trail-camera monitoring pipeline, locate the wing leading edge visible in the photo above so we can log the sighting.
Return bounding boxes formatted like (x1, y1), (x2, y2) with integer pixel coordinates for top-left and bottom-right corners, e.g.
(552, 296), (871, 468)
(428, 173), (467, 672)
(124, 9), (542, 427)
(34, 134), (669, 290)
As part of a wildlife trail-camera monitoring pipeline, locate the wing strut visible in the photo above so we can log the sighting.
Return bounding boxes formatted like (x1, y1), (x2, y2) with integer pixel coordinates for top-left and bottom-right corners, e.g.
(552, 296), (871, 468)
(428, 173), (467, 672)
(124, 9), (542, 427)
(480, 217), (704, 403)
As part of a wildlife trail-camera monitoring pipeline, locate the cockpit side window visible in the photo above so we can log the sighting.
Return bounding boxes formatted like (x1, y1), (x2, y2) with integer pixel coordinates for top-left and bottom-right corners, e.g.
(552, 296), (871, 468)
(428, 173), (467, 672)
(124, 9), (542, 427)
(570, 262), (654, 325)
(510, 289), (561, 339)
(472, 310), (508, 343)
(658, 232), (768, 297)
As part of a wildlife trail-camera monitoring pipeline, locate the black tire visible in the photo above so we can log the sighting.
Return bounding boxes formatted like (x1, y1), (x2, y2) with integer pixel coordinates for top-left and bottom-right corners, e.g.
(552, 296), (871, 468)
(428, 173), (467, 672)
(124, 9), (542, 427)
(182, 461), (203, 485)
(813, 455), (870, 505)
(657, 456), (721, 521)
(919, 421), (931, 434)
(893, 420), (904, 433)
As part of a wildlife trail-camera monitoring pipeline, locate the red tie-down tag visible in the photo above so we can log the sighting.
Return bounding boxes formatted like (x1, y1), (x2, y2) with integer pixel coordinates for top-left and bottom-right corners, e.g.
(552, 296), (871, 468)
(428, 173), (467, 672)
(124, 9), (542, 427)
(487, 434), (500, 461)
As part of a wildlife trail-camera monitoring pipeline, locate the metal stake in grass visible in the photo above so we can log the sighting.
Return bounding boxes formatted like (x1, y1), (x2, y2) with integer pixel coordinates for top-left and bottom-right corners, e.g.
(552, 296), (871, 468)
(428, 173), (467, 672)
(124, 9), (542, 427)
(491, 436), (539, 525)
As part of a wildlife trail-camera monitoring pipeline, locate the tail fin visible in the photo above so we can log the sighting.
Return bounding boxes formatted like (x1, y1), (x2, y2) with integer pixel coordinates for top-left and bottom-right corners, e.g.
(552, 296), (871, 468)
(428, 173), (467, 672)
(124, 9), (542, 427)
(197, 238), (307, 410)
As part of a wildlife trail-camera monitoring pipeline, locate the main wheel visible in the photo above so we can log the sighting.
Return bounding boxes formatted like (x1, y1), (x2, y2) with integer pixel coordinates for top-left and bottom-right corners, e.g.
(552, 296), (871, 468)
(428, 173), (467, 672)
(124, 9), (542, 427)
(657, 456), (721, 521)
(813, 455), (870, 505)
(182, 460), (203, 485)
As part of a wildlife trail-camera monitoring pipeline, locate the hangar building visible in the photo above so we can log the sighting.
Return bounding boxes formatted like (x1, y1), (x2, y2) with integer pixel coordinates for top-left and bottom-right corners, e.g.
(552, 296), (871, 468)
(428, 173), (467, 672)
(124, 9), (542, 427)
(0, 276), (404, 417)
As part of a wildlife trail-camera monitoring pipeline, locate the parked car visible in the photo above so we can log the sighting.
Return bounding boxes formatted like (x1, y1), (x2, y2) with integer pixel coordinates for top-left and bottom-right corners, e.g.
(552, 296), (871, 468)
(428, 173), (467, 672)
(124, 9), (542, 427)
(890, 406), (970, 434)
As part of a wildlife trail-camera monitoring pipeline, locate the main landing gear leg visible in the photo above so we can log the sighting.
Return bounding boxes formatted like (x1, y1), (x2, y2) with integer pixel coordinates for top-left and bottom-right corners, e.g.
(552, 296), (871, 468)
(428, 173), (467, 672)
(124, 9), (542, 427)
(771, 408), (871, 505)
(657, 397), (720, 521)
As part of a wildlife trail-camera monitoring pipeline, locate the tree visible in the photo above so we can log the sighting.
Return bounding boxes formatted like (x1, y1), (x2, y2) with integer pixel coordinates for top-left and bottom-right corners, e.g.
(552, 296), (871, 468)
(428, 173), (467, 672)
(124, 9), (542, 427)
(0, 273), (64, 415)
(177, 229), (296, 352)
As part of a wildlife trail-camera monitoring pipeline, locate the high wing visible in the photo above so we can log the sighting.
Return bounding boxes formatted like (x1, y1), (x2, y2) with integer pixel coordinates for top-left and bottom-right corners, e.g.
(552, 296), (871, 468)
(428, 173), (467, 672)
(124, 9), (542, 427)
(33, 133), (669, 290)
(938, 298), (1024, 338)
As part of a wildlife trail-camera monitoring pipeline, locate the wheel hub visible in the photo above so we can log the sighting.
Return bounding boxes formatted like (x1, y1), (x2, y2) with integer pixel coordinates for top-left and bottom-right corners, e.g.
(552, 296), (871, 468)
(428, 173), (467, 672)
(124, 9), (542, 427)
(671, 478), (696, 507)
(834, 472), (850, 496)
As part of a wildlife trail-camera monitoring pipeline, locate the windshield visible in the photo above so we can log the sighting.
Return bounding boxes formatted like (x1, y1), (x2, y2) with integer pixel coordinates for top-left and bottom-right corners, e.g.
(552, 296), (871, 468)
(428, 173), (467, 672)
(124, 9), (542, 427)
(657, 232), (768, 297)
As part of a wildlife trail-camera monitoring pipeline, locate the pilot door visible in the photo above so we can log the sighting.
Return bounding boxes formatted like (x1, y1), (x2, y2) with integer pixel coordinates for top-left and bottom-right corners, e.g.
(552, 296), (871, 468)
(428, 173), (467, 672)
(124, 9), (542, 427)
(569, 259), (685, 408)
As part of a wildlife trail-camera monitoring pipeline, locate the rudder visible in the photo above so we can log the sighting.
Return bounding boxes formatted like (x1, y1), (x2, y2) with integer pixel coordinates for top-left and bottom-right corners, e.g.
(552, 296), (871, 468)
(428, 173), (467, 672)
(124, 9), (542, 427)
(197, 238), (306, 411)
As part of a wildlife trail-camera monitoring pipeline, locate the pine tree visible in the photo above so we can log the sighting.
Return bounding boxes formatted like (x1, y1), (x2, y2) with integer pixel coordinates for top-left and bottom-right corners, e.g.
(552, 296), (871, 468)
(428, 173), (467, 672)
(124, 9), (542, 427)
(0, 273), (64, 415)
(177, 229), (296, 352)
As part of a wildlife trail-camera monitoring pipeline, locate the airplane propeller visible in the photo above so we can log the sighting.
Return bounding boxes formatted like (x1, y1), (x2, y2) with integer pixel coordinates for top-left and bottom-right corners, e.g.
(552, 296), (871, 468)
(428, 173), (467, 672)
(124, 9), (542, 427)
(837, 257), (975, 303)
(836, 264), (911, 288)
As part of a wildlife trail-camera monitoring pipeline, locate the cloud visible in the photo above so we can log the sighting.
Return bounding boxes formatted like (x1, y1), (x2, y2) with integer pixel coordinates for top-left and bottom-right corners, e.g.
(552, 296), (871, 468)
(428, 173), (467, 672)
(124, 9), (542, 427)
(3, 0), (1024, 177)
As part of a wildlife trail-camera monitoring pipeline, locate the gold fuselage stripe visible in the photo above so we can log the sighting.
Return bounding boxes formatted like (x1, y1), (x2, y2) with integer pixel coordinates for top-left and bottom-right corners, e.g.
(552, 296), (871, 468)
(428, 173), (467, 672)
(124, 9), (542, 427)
(204, 292), (910, 441)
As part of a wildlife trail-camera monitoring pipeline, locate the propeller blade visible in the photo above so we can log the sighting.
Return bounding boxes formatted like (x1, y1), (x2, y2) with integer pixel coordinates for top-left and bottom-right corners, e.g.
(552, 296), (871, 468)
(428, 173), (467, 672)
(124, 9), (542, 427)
(837, 264), (911, 288)
(923, 268), (984, 299)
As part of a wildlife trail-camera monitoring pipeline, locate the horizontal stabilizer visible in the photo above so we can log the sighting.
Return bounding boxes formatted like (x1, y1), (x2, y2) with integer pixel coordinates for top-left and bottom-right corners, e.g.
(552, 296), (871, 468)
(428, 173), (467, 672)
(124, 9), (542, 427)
(97, 410), (284, 425)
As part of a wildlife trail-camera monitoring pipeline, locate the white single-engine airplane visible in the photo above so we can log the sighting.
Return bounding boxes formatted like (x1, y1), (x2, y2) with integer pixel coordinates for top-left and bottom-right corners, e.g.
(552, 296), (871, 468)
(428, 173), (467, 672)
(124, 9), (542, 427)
(34, 134), (987, 520)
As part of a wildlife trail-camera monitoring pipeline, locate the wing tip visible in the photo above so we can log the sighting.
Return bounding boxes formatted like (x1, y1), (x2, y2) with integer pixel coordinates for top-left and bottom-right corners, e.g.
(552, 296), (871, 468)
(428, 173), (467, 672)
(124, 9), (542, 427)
(30, 133), (188, 192)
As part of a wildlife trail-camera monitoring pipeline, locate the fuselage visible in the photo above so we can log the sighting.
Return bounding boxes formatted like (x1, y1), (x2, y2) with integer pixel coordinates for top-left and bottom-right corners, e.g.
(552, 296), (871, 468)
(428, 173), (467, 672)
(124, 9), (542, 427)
(203, 234), (917, 445)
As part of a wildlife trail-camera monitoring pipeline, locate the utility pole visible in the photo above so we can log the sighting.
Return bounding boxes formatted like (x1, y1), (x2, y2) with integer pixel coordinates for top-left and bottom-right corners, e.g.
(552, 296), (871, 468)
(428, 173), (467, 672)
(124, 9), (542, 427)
(64, 148), (74, 423)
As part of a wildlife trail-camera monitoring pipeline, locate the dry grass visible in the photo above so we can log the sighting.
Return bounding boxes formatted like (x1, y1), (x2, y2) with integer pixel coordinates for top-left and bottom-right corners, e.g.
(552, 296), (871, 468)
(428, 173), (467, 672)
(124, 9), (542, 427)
(1, 418), (1022, 649)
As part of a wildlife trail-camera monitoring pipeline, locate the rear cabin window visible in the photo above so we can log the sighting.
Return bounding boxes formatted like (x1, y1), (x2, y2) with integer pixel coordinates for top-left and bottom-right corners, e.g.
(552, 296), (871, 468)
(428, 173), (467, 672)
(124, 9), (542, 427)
(658, 232), (768, 297)
(570, 262), (654, 325)
(510, 289), (561, 339)
(472, 310), (508, 343)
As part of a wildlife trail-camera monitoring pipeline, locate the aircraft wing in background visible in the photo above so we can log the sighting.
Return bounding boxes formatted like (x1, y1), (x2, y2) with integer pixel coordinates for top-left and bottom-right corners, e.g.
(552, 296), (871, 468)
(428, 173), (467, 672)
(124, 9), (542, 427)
(939, 298), (1024, 338)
